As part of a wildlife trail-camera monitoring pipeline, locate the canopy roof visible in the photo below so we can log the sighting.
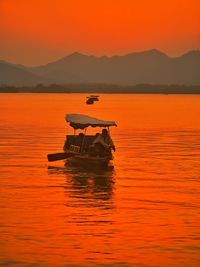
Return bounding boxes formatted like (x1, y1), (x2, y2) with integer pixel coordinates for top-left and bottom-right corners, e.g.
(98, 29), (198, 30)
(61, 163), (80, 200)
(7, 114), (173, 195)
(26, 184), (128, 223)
(66, 114), (117, 129)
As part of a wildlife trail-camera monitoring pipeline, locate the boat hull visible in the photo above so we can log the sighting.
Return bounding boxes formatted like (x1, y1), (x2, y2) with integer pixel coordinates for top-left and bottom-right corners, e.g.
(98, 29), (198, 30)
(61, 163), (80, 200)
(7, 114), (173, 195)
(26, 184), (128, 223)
(66, 154), (111, 169)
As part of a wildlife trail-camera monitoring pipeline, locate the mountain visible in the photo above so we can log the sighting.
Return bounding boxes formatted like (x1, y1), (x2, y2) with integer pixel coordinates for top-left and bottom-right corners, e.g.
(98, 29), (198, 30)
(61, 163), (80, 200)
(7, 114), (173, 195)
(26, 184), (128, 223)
(0, 61), (49, 86)
(1, 49), (200, 86)
(30, 49), (200, 85)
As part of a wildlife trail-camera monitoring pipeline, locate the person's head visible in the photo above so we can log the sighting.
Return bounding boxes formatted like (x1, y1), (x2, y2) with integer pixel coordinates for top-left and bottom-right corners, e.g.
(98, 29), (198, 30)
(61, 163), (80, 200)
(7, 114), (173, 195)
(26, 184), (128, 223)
(78, 133), (84, 138)
(102, 128), (108, 137)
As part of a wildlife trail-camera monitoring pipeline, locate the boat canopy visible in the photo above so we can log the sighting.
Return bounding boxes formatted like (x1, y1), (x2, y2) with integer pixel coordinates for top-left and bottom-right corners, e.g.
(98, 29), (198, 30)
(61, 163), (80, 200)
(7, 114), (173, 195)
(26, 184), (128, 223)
(66, 114), (117, 129)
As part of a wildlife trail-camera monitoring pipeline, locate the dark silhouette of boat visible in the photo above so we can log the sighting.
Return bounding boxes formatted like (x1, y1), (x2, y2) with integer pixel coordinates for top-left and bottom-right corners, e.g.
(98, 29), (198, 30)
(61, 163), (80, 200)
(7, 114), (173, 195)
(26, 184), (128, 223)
(47, 114), (117, 168)
(86, 95), (99, 104)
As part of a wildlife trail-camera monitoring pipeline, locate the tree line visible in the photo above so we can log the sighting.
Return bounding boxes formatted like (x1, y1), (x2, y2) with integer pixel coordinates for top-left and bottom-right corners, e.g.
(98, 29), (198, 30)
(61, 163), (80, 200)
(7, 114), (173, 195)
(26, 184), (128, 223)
(0, 83), (200, 94)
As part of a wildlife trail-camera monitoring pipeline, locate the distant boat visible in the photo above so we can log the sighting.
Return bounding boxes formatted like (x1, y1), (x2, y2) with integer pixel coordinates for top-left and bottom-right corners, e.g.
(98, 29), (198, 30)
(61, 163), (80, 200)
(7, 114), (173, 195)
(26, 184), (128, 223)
(47, 114), (117, 168)
(90, 95), (99, 101)
(86, 95), (99, 104)
(86, 98), (94, 104)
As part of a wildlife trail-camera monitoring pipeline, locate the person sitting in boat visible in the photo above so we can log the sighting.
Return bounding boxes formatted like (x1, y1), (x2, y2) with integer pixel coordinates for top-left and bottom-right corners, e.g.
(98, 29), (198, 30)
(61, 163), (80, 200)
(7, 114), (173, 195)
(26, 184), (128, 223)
(63, 133), (84, 152)
(74, 133), (84, 146)
(74, 132), (85, 150)
(92, 128), (115, 156)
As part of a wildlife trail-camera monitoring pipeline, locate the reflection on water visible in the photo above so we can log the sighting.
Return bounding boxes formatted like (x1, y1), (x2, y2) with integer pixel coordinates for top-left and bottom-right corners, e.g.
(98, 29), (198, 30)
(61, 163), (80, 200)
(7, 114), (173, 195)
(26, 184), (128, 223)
(48, 165), (115, 206)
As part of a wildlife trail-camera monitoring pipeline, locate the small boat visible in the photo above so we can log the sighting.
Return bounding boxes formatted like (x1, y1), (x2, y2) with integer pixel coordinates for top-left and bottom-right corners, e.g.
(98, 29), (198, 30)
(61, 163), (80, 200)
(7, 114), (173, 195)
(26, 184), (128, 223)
(47, 114), (117, 168)
(86, 98), (94, 104)
(90, 95), (99, 101)
(86, 95), (99, 104)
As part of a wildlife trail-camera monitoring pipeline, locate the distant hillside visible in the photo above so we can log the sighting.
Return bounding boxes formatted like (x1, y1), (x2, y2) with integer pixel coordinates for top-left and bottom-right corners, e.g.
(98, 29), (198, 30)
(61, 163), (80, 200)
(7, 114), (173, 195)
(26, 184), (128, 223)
(1, 49), (200, 86)
(0, 61), (49, 86)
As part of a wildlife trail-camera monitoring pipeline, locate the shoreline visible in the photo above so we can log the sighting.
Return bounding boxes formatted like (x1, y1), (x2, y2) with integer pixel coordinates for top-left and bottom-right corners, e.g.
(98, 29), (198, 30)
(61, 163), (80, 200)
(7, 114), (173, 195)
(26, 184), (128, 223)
(1, 85), (200, 94)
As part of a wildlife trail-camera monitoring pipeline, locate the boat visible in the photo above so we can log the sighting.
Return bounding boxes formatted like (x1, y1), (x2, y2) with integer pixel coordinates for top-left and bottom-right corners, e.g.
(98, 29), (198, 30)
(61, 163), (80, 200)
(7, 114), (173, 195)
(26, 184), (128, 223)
(86, 95), (99, 104)
(47, 114), (117, 168)
(90, 95), (99, 101)
(86, 98), (94, 104)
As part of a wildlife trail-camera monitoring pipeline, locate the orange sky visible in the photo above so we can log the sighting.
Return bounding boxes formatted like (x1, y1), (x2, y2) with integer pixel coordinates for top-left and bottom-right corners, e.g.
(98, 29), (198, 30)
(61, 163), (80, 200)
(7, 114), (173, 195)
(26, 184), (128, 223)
(1, 0), (199, 66)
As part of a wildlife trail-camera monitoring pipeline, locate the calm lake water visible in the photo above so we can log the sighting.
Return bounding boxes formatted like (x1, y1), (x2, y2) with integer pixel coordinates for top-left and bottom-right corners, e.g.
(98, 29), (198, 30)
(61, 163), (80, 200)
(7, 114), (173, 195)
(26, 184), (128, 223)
(0, 93), (200, 267)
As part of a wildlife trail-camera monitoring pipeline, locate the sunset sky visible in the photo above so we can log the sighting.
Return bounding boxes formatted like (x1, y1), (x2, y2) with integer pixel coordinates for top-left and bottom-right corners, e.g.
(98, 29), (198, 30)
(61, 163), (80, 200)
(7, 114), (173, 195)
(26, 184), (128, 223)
(1, 0), (199, 66)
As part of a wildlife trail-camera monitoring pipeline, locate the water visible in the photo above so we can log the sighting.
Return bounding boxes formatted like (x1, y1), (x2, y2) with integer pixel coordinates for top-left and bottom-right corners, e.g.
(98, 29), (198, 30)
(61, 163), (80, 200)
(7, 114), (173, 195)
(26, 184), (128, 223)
(0, 93), (200, 267)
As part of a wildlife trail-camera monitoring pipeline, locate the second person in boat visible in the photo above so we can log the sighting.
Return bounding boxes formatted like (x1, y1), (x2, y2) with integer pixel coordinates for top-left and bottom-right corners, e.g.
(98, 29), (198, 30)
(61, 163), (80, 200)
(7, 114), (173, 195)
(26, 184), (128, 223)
(92, 128), (115, 157)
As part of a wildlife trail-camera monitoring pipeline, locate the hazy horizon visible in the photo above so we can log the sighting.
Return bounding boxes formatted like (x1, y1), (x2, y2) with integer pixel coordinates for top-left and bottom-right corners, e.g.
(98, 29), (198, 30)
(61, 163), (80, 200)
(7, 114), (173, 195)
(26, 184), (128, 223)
(1, 48), (200, 86)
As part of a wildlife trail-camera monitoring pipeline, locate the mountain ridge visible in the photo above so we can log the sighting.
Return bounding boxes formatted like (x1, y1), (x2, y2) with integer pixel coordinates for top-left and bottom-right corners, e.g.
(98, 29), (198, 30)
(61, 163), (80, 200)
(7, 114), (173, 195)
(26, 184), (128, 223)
(1, 49), (200, 86)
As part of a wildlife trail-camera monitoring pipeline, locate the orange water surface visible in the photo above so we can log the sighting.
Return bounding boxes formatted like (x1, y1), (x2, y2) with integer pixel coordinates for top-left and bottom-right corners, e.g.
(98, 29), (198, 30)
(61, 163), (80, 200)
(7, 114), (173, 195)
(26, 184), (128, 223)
(0, 93), (200, 267)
